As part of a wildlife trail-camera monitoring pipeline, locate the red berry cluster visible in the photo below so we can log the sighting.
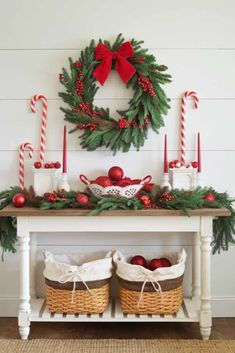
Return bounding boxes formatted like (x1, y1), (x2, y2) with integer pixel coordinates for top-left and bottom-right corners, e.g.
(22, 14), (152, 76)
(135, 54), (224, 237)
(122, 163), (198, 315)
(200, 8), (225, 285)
(137, 75), (156, 97)
(74, 60), (82, 68)
(76, 123), (97, 131)
(161, 192), (177, 202)
(79, 102), (91, 114)
(59, 74), (64, 81)
(34, 161), (61, 169)
(44, 192), (59, 203)
(75, 74), (84, 96)
(139, 195), (157, 209)
(117, 117), (149, 129)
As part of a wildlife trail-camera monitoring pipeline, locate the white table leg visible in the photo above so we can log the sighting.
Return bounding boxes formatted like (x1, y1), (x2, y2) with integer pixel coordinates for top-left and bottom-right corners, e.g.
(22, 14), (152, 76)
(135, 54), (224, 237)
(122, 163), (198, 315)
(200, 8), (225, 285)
(30, 233), (37, 299)
(17, 217), (30, 340)
(192, 232), (201, 298)
(200, 216), (212, 340)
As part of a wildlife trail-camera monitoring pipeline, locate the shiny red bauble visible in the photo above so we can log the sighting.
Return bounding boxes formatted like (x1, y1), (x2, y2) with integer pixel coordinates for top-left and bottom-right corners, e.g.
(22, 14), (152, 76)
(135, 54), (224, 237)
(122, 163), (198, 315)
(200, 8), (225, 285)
(159, 257), (171, 267)
(34, 161), (42, 169)
(191, 161), (198, 168)
(12, 193), (27, 208)
(108, 166), (124, 181)
(93, 176), (113, 187)
(44, 163), (50, 169)
(169, 161), (175, 169)
(143, 183), (154, 192)
(54, 161), (61, 169)
(130, 255), (147, 267)
(149, 257), (171, 271)
(76, 193), (89, 206)
(204, 193), (216, 203)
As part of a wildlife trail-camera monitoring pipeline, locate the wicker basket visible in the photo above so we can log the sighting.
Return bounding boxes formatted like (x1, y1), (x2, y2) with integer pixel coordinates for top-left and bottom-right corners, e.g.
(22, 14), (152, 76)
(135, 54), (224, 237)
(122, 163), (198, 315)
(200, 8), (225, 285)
(45, 277), (110, 314)
(118, 275), (184, 315)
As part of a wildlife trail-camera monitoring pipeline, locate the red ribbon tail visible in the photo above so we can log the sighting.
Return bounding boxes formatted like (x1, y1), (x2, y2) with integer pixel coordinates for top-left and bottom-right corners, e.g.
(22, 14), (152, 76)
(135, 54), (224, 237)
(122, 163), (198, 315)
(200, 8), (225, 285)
(115, 56), (136, 83)
(93, 56), (112, 85)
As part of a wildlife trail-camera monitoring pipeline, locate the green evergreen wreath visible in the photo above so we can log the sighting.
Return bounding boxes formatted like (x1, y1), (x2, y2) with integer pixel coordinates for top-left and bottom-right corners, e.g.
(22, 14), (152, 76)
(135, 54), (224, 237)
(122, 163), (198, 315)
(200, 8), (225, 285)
(59, 34), (171, 153)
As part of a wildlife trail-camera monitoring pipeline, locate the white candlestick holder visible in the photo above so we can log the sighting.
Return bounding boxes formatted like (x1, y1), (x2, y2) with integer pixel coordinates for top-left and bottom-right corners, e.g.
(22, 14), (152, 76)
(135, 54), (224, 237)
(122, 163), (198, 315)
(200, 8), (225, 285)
(58, 173), (70, 192)
(33, 168), (60, 196)
(161, 173), (172, 190)
(170, 168), (198, 190)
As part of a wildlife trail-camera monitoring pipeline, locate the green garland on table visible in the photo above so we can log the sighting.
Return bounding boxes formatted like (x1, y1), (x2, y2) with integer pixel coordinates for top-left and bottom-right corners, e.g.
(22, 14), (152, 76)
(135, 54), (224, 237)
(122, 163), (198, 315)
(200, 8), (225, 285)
(59, 34), (171, 153)
(0, 185), (234, 259)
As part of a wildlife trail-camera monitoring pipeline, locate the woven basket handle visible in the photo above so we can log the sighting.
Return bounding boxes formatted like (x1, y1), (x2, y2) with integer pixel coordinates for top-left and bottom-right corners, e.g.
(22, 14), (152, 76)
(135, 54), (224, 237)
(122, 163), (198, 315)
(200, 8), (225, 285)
(80, 174), (91, 185)
(140, 175), (152, 185)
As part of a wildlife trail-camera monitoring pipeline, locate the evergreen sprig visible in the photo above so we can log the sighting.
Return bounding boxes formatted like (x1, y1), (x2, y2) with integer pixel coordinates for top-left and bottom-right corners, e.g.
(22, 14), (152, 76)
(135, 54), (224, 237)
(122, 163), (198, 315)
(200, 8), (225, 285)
(59, 34), (171, 153)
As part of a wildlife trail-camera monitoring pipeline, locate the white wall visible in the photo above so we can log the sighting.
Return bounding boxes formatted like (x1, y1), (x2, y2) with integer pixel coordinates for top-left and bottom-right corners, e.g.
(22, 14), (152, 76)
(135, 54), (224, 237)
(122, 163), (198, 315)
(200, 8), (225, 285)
(0, 0), (235, 317)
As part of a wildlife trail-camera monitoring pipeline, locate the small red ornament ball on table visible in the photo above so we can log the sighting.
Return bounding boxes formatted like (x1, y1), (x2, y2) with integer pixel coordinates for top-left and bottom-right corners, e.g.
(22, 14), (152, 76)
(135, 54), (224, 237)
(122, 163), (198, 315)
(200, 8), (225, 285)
(76, 193), (89, 206)
(12, 193), (27, 207)
(204, 193), (216, 203)
(130, 255), (147, 267)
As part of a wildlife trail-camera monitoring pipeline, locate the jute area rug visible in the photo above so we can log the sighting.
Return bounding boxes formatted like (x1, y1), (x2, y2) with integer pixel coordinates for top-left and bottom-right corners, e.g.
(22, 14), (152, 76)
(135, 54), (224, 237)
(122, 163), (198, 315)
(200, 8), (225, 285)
(1, 339), (235, 353)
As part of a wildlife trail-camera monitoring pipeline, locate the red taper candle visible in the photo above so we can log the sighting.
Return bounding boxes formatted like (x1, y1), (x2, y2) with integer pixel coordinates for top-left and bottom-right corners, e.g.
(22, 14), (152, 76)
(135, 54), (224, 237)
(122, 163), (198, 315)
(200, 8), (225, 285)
(164, 134), (168, 173)
(197, 132), (201, 173)
(63, 125), (67, 173)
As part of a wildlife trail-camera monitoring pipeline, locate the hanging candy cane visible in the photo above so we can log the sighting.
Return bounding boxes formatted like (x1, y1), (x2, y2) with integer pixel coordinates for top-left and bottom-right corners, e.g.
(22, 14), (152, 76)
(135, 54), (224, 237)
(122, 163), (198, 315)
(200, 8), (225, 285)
(19, 142), (34, 189)
(30, 95), (48, 163)
(180, 91), (199, 165)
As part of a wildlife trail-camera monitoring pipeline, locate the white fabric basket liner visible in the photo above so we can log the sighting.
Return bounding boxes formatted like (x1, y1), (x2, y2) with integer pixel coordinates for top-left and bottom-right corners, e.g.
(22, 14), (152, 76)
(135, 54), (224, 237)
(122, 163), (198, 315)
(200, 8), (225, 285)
(113, 249), (187, 282)
(43, 251), (113, 282)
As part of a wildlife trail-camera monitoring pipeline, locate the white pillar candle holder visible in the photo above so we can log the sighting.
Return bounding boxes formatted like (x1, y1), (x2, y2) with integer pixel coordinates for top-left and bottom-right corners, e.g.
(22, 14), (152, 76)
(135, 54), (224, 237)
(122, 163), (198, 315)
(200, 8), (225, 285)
(161, 173), (172, 190)
(58, 173), (70, 192)
(170, 167), (198, 190)
(33, 168), (61, 196)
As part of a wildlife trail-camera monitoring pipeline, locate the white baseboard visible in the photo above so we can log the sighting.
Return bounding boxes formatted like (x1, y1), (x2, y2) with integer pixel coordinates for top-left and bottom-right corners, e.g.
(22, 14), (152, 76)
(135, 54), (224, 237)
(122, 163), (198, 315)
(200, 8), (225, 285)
(0, 296), (235, 317)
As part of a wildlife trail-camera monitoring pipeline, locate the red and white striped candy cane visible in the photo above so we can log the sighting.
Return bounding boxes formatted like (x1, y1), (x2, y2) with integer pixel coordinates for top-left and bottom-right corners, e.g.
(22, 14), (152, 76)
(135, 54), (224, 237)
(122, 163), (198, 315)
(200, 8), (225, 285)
(30, 94), (48, 163)
(180, 91), (199, 165)
(19, 142), (34, 189)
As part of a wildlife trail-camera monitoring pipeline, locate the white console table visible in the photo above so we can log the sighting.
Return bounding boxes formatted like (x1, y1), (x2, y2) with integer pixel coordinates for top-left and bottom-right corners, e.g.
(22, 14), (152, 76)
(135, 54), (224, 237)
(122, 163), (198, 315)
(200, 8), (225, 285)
(0, 206), (230, 340)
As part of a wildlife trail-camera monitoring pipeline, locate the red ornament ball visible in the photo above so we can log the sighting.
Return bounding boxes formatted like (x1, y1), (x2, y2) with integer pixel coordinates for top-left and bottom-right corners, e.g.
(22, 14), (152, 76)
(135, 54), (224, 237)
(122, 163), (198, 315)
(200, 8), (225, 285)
(108, 166), (124, 181)
(143, 183), (154, 192)
(76, 193), (89, 206)
(12, 193), (27, 208)
(159, 258), (171, 267)
(204, 193), (216, 203)
(34, 161), (42, 169)
(149, 258), (171, 271)
(169, 161), (176, 169)
(130, 255), (147, 267)
(54, 161), (61, 169)
(44, 163), (50, 169)
(139, 195), (151, 206)
(191, 161), (198, 168)
(93, 176), (113, 187)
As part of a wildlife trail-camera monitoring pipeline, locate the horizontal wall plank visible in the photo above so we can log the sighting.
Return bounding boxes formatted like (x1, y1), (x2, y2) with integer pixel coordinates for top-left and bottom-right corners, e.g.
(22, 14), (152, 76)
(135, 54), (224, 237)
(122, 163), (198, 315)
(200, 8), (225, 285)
(0, 49), (235, 99)
(0, 0), (234, 49)
(0, 150), (234, 195)
(0, 99), (235, 151)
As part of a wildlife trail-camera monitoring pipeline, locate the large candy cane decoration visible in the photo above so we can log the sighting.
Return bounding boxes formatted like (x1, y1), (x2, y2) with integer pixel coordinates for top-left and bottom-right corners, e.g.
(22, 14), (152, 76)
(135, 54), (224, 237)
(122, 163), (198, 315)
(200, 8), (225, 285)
(30, 95), (48, 163)
(180, 91), (199, 165)
(19, 142), (34, 189)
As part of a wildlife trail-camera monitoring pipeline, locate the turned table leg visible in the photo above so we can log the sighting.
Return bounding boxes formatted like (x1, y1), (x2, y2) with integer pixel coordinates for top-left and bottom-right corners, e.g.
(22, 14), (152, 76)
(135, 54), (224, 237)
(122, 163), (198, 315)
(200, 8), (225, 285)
(17, 217), (30, 340)
(192, 232), (201, 298)
(30, 233), (37, 299)
(200, 216), (212, 340)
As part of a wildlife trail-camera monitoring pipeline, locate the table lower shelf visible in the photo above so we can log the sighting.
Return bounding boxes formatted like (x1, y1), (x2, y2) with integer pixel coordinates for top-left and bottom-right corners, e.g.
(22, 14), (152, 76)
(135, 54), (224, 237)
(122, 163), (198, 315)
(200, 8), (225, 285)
(30, 297), (200, 323)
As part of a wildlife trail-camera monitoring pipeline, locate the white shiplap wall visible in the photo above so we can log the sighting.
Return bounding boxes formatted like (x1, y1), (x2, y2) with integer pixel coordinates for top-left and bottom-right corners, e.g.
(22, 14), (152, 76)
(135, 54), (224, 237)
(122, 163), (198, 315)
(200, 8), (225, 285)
(0, 0), (235, 317)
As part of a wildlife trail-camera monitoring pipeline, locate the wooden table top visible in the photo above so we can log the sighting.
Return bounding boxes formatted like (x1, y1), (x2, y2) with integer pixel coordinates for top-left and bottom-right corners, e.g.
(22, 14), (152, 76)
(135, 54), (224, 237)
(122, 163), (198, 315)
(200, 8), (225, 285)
(0, 205), (231, 217)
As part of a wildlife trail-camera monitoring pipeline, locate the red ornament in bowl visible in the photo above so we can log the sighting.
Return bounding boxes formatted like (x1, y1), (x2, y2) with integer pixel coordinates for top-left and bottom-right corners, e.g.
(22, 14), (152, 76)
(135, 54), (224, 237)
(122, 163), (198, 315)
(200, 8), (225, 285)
(149, 258), (163, 271)
(108, 166), (124, 181)
(130, 255), (147, 268)
(92, 176), (113, 187)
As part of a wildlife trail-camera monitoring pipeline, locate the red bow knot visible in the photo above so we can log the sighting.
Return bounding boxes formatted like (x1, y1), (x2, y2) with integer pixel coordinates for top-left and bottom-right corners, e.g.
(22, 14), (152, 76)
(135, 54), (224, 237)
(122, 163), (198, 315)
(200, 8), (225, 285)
(93, 42), (136, 85)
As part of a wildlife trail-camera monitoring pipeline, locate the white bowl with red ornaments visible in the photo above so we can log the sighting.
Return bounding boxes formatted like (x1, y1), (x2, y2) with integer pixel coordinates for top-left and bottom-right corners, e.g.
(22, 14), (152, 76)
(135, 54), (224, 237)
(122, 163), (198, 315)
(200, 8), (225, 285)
(80, 166), (152, 199)
(33, 161), (61, 196)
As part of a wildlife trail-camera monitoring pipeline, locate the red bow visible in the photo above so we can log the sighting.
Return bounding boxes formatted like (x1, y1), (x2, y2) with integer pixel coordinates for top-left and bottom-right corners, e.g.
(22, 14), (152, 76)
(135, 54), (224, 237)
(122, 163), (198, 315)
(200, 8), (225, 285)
(93, 42), (136, 85)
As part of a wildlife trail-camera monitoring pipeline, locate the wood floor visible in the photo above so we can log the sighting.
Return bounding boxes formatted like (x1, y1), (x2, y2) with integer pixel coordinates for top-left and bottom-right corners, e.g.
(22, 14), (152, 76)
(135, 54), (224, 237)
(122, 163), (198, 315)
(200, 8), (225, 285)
(0, 318), (235, 340)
